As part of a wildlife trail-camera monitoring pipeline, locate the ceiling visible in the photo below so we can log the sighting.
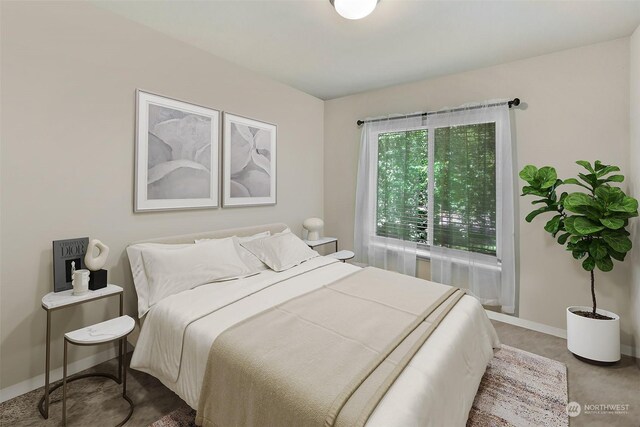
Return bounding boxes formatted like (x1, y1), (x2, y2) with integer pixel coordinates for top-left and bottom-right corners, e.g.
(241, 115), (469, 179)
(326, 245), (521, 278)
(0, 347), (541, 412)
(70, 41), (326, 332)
(95, 0), (640, 100)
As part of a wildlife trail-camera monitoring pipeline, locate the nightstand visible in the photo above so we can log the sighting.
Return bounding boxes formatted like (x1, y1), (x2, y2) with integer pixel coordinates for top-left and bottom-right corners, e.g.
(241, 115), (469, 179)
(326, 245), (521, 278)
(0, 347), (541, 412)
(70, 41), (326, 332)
(63, 315), (135, 426)
(328, 250), (355, 263)
(39, 284), (124, 420)
(304, 236), (338, 253)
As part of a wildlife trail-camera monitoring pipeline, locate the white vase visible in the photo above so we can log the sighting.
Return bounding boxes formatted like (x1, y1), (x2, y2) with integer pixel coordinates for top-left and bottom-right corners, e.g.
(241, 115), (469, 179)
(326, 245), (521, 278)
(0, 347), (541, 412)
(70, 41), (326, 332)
(72, 269), (90, 296)
(566, 306), (620, 363)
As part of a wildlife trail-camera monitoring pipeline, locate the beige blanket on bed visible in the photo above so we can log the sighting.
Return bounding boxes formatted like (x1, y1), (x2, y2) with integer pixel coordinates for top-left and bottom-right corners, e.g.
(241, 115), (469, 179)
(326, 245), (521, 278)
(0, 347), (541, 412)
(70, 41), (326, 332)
(195, 266), (465, 427)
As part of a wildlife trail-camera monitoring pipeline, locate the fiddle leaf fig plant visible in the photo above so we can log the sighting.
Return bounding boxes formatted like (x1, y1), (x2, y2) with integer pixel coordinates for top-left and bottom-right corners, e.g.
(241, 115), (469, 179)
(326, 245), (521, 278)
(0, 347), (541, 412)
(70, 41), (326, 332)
(519, 160), (638, 318)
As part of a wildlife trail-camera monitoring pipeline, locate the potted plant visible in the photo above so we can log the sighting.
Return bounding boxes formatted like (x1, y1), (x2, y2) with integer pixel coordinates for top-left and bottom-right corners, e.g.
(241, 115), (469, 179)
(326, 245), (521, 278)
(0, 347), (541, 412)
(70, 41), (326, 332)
(519, 160), (638, 363)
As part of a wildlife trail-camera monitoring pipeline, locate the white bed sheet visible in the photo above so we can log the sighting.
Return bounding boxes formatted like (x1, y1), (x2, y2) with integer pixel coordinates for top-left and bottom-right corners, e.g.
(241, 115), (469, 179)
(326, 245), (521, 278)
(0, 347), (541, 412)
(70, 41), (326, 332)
(131, 257), (500, 427)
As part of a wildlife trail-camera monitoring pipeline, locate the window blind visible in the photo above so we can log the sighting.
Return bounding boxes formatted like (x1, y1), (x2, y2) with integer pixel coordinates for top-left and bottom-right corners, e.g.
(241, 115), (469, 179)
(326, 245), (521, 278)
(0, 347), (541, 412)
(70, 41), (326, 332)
(375, 123), (497, 256)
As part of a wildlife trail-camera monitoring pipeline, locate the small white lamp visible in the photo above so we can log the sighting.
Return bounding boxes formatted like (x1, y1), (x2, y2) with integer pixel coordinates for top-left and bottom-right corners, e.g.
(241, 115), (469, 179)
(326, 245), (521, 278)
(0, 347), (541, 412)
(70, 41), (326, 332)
(303, 218), (324, 241)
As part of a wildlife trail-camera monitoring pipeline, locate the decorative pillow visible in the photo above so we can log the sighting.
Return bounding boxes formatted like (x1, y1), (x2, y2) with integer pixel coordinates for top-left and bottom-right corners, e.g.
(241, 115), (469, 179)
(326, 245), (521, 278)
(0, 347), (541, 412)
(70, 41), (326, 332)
(127, 242), (192, 318)
(240, 232), (319, 272)
(196, 231), (271, 273)
(140, 238), (251, 315)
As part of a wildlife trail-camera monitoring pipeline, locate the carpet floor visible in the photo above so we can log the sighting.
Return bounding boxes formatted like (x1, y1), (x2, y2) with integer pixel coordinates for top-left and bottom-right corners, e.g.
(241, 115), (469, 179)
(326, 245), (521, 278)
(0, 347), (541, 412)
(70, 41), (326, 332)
(149, 345), (568, 427)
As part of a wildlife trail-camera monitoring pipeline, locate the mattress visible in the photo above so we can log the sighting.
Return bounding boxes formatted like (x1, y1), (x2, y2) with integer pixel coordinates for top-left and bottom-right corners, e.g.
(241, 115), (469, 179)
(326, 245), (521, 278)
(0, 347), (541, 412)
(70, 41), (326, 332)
(130, 256), (500, 427)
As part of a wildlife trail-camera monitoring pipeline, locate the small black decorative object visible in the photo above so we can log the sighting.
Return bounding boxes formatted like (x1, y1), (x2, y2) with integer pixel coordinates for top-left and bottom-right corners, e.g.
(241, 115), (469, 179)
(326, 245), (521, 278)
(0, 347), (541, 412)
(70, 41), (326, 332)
(89, 269), (108, 291)
(53, 238), (89, 292)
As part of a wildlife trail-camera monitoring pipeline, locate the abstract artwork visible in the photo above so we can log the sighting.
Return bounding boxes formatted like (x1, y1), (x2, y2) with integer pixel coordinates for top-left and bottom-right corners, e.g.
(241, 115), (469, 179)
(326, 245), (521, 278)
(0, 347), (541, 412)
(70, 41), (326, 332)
(135, 90), (220, 211)
(223, 113), (276, 207)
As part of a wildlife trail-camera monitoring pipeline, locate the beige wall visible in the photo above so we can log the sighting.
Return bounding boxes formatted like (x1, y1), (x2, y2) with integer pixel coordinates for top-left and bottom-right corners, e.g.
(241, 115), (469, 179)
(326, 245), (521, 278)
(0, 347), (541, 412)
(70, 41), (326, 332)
(324, 39), (633, 347)
(630, 25), (640, 361)
(0, 2), (324, 390)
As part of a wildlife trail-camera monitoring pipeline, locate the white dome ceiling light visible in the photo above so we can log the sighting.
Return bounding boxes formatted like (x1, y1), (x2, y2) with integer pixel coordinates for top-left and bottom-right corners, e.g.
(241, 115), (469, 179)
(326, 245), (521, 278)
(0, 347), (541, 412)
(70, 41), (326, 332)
(330, 0), (380, 20)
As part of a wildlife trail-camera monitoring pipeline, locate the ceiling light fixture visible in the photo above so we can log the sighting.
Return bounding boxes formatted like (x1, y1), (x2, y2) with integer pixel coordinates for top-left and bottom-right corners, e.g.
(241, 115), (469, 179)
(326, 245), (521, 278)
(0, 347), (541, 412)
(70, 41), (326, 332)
(330, 0), (379, 20)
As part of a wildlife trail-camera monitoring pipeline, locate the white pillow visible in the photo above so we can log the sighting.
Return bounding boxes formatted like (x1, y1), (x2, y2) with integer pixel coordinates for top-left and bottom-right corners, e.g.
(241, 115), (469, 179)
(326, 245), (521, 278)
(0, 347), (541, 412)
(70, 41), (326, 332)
(140, 238), (251, 314)
(127, 242), (192, 318)
(240, 232), (319, 272)
(196, 231), (271, 273)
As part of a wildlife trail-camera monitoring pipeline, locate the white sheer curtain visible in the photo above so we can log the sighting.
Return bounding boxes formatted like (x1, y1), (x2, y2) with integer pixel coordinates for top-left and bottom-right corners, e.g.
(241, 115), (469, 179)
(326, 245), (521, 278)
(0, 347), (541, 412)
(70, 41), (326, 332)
(353, 115), (423, 276)
(428, 101), (516, 314)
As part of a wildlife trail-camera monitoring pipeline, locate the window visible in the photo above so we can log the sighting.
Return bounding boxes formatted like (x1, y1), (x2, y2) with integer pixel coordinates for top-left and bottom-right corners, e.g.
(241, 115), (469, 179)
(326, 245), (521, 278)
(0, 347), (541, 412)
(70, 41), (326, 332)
(375, 122), (497, 256)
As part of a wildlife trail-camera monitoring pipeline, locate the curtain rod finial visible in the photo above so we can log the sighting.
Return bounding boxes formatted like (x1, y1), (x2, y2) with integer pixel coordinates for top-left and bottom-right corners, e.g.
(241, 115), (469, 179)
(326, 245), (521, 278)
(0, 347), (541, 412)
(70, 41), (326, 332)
(357, 120), (364, 126)
(508, 98), (520, 108)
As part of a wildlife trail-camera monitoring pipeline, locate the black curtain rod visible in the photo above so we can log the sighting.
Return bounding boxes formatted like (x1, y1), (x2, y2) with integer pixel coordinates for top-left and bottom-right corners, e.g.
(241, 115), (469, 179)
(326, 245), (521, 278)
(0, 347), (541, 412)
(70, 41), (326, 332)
(356, 98), (521, 126)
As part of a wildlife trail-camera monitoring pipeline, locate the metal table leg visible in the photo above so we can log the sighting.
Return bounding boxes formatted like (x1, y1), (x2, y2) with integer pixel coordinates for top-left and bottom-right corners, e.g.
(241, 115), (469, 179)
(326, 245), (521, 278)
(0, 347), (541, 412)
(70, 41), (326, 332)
(116, 336), (134, 427)
(62, 338), (68, 426)
(118, 293), (123, 384)
(38, 310), (52, 419)
(59, 335), (134, 427)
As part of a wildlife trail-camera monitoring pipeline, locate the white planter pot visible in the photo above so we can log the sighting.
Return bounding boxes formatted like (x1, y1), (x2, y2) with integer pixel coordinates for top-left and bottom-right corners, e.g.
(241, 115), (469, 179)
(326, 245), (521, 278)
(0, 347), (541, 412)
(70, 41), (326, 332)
(566, 306), (620, 363)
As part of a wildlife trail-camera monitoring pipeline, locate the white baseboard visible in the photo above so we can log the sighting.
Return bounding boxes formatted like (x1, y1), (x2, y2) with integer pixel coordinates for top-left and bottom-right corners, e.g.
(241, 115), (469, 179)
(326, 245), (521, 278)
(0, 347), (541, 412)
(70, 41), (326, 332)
(486, 310), (636, 358)
(0, 343), (132, 404)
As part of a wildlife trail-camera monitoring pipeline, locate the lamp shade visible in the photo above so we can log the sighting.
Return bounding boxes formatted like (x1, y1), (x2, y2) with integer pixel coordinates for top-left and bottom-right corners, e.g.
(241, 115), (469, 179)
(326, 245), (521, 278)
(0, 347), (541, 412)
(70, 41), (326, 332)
(330, 0), (379, 20)
(303, 218), (324, 241)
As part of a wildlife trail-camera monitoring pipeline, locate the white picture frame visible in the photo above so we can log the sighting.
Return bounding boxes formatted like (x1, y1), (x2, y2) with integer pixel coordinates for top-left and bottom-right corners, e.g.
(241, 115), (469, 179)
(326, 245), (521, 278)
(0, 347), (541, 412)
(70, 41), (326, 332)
(223, 113), (277, 207)
(135, 90), (220, 212)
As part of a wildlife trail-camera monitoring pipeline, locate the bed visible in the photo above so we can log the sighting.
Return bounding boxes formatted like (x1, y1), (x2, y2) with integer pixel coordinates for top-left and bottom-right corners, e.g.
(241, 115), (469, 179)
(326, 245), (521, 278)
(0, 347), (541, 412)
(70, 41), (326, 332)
(128, 223), (500, 427)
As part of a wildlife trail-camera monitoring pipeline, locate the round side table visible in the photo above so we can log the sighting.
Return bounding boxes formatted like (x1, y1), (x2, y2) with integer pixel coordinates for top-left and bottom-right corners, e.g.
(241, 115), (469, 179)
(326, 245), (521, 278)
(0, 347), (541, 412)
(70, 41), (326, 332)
(62, 315), (135, 426)
(328, 250), (355, 263)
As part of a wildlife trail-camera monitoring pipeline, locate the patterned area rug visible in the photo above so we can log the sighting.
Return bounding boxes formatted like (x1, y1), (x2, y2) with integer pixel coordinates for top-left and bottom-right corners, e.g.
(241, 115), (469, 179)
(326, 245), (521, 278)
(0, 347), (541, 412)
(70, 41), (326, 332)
(467, 345), (568, 427)
(149, 345), (568, 427)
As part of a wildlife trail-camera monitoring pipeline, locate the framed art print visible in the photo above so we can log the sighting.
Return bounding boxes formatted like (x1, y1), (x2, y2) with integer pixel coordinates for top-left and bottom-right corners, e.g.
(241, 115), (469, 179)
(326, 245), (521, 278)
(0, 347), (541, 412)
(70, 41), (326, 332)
(135, 90), (220, 211)
(223, 113), (277, 207)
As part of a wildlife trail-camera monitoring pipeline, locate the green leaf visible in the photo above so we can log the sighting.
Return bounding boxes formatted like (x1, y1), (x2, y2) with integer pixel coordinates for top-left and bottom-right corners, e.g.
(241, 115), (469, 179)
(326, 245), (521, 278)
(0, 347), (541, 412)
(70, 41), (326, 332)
(544, 215), (562, 235)
(600, 217), (625, 230)
(595, 186), (624, 205)
(576, 160), (595, 173)
(573, 217), (605, 235)
(538, 167), (558, 189)
(595, 255), (614, 272)
(564, 193), (598, 211)
(522, 186), (548, 197)
(563, 193), (603, 220)
(602, 230), (632, 253)
(519, 165), (538, 183)
(525, 206), (554, 223)
(607, 247), (627, 262)
(558, 192), (569, 204)
(574, 240), (590, 252)
(568, 235), (583, 244)
(596, 165), (621, 177)
(562, 178), (592, 190)
(563, 217), (581, 235)
(578, 173), (597, 188)
(594, 160), (606, 171)
(572, 249), (586, 260)
(589, 240), (608, 260)
(557, 232), (571, 245)
(609, 196), (639, 214)
(605, 174), (624, 183)
(582, 256), (596, 271)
